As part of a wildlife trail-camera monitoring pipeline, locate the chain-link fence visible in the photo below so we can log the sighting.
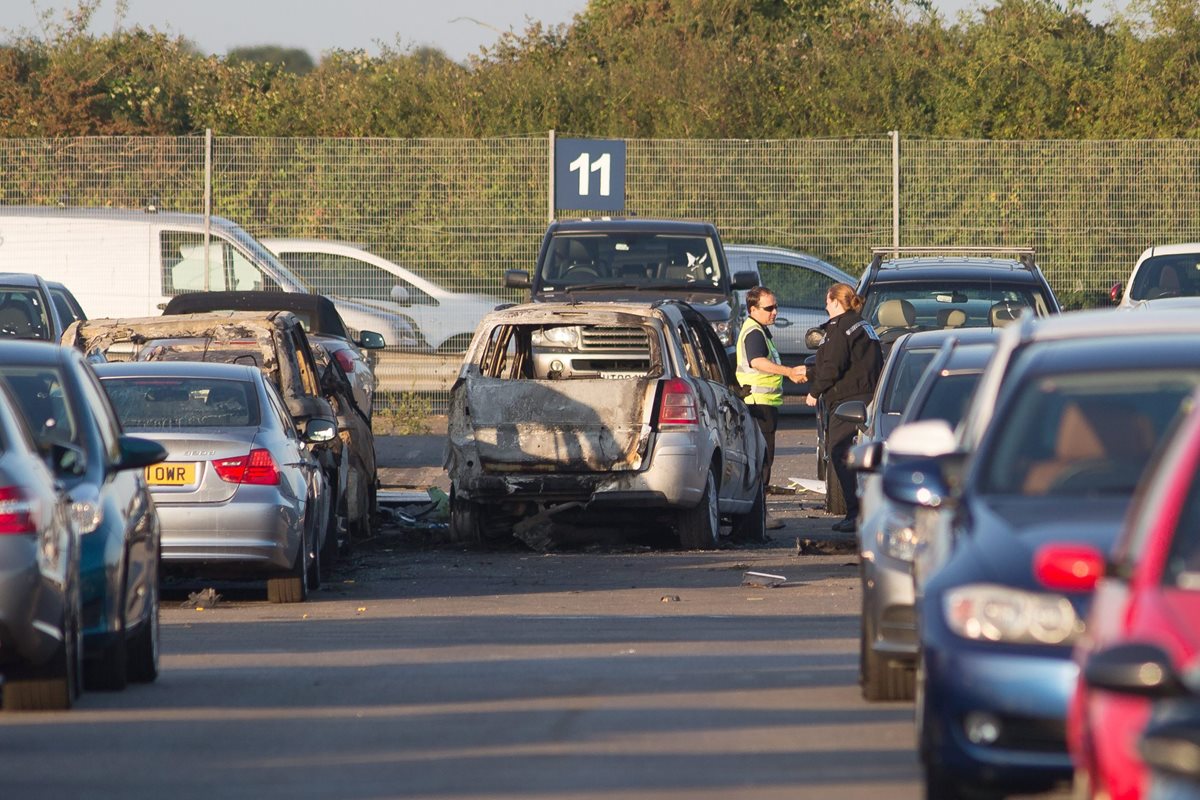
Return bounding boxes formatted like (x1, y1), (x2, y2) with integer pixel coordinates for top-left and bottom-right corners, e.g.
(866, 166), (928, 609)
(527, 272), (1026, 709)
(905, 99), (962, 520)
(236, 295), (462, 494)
(3, 133), (1200, 410)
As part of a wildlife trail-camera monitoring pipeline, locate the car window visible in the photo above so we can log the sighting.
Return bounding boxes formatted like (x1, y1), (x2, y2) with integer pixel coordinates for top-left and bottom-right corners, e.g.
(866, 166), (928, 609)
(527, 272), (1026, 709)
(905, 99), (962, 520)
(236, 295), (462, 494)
(161, 231), (284, 295)
(685, 318), (730, 384)
(1130, 254), (1200, 302)
(262, 379), (299, 439)
(979, 370), (1198, 497)
(540, 233), (724, 289)
(51, 287), (86, 324)
(103, 377), (260, 428)
(0, 287), (53, 340)
(1, 366), (79, 448)
(75, 364), (123, 461)
(758, 261), (828, 309)
(911, 373), (982, 427)
(675, 323), (703, 379)
(276, 251), (436, 306)
(882, 348), (939, 414)
(863, 284), (1047, 330)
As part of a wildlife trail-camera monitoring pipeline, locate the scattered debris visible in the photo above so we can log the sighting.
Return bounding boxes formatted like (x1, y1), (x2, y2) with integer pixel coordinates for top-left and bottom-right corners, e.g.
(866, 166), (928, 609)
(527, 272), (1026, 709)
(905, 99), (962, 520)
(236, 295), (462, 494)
(787, 477), (826, 495)
(661, 595), (681, 603)
(182, 587), (222, 609)
(742, 571), (787, 588)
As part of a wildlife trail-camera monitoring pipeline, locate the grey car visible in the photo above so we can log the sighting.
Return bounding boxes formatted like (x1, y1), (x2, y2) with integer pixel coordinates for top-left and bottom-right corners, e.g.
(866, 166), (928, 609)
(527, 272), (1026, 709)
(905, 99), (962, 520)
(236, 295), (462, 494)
(840, 332), (998, 701)
(446, 300), (767, 550)
(0, 377), (81, 710)
(96, 361), (336, 603)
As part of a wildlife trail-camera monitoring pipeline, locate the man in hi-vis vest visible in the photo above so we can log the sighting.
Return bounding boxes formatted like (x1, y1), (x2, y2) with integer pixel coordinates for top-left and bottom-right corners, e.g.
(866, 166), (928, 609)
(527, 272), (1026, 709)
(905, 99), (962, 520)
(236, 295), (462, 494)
(736, 286), (806, 529)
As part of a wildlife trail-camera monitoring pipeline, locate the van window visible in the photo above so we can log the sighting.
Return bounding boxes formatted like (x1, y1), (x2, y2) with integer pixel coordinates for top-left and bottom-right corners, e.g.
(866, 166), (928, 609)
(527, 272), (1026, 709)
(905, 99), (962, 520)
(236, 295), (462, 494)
(161, 232), (285, 295)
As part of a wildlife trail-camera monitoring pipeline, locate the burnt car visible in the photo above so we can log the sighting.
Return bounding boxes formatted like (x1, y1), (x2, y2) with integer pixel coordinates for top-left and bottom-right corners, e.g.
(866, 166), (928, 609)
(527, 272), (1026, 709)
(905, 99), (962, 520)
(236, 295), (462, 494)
(161, 290), (385, 420)
(446, 300), (767, 550)
(60, 311), (365, 563)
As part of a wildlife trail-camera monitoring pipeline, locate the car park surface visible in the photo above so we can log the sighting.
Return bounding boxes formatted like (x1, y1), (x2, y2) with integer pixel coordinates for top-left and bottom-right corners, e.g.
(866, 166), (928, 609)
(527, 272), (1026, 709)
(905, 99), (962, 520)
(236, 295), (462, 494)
(445, 300), (767, 550)
(97, 361), (334, 603)
(0, 341), (166, 692)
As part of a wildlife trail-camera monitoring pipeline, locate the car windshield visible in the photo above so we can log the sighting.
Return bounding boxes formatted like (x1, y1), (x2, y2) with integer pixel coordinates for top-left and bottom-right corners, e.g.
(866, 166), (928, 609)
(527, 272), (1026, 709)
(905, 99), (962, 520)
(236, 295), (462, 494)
(864, 283), (1051, 330)
(539, 233), (725, 291)
(103, 377), (261, 428)
(1129, 254), (1200, 301)
(882, 348), (939, 414)
(979, 370), (1199, 497)
(0, 366), (78, 447)
(0, 287), (53, 341)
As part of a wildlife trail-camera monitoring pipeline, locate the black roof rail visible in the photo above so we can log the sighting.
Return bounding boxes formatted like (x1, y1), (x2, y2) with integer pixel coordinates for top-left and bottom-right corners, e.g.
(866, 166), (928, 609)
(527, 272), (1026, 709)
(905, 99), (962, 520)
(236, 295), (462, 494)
(869, 246), (1038, 270)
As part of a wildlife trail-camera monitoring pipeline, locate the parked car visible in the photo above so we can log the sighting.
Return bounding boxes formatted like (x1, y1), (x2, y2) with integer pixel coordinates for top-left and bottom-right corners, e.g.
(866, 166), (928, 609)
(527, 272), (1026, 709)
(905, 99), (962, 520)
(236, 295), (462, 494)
(1067, 390), (1200, 800)
(446, 300), (767, 549)
(842, 330), (999, 701)
(261, 238), (501, 354)
(503, 218), (758, 358)
(0, 205), (420, 350)
(725, 244), (854, 398)
(1113, 243), (1200, 308)
(97, 361), (335, 602)
(0, 340), (166, 691)
(881, 311), (1200, 798)
(0, 272), (66, 342)
(162, 290), (385, 420)
(0, 375), (82, 711)
(47, 280), (86, 326)
(60, 311), (360, 562)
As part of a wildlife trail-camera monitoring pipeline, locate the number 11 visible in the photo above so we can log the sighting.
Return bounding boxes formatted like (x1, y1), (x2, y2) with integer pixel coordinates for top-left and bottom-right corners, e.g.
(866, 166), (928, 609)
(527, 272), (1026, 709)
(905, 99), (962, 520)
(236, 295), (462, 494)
(568, 152), (612, 197)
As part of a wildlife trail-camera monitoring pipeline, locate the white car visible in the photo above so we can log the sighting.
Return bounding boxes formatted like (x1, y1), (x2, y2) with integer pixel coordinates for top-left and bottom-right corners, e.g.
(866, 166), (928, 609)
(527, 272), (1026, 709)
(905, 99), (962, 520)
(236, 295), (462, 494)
(261, 239), (502, 353)
(1114, 243), (1200, 308)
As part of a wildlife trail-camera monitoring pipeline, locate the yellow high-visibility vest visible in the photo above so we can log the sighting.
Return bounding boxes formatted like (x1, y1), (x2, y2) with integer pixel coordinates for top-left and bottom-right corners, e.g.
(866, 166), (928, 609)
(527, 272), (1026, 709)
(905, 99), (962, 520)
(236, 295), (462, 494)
(736, 317), (783, 406)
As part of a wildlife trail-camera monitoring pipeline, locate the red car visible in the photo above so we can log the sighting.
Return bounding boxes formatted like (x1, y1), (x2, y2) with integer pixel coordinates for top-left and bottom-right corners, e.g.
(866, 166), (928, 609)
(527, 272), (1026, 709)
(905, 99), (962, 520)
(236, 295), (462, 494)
(1066, 390), (1200, 800)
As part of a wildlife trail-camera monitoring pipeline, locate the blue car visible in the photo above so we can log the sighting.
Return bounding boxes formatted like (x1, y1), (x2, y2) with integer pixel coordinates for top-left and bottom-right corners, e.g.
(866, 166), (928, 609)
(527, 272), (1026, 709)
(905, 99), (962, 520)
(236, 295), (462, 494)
(884, 327), (1200, 797)
(0, 341), (166, 691)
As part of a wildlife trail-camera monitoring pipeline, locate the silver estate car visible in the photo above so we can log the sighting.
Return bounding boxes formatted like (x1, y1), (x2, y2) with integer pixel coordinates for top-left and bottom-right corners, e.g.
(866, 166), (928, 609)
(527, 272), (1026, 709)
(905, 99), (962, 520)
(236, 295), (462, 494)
(0, 377), (81, 710)
(446, 300), (767, 550)
(96, 362), (336, 603)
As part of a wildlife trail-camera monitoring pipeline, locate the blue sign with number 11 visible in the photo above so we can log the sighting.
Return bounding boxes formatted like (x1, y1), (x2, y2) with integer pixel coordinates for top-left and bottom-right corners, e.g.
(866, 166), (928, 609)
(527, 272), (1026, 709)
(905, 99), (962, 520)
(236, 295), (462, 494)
(555, 138), (626, 212)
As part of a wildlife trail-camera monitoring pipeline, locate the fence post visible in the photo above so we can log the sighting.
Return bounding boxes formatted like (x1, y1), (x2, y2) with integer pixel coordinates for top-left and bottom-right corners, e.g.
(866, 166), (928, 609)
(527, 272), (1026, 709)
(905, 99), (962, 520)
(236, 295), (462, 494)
(890, 130), (900, 252)
(548, 129), (556, 223)
(203, 128), (213, 290)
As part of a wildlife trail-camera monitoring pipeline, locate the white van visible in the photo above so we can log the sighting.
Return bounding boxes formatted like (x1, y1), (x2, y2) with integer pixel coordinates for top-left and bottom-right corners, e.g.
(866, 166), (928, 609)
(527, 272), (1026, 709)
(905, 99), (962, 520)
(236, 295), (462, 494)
(0, 206), (418, 348)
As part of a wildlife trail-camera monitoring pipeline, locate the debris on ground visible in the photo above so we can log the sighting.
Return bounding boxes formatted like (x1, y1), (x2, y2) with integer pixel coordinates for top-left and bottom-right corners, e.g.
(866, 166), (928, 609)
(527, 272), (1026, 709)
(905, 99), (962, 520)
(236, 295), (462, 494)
(742, 571), (787, 588)
(794, 537), (859, 556)
(182, 587), (222, 609)
(661, 595), (681, 603)
(787, 478), (826, 495)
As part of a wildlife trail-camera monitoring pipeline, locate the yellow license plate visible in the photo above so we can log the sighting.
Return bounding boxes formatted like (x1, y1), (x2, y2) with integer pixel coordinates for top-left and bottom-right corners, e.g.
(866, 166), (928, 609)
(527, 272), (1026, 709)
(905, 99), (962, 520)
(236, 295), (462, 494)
(145, 463), (197, 486)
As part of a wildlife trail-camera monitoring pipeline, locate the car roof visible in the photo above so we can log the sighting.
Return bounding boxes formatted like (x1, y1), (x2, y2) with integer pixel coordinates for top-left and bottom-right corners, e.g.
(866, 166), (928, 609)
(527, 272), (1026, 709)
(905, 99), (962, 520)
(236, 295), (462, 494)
(163, 291), (347, 338)
(0, 272), (51, 289)
(0, 205), (247, 234)
(866, 261), (1045, 284)
(0, 339), (72, 366)
(895, 326), (1001, 350)
(1016, 333), (1200, 375)
(93, 361), (262, 381)
(548, 218), (718, 235)
(1137, 243), (1200, 258)
(480, 301), (681, 325)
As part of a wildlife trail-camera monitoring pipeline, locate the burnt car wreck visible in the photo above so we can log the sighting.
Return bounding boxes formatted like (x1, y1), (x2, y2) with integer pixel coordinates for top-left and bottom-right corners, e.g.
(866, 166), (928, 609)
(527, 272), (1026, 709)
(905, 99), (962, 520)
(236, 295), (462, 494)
(446, 301), (767, 550)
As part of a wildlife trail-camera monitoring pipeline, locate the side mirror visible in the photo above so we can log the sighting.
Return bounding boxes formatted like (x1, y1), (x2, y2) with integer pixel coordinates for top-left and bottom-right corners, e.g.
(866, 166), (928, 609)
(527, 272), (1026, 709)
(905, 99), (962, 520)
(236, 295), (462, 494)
(1110, 282), (1124, 304)
(116, 435), (168, 472)
(357, 330), (386, 350)
(846, 440), (883, 473)
(286, 395), (336, 426)
(732, 270), (759, 290)
(504, 270), (531, 289)
(390, 285), (411, 305)
(303, 417), (337, 444)
(833, 400), (868, 428)
(804, 327), (824, 350)
(881, 455), (953, 509)
(1084, 643), (1187, 699)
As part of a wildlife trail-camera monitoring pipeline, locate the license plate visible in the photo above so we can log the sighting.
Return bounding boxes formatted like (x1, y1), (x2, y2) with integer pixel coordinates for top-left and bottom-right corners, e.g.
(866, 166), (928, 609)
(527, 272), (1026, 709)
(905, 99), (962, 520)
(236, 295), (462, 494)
(145, 463), (197, 486)
(601, 372), (642, 380)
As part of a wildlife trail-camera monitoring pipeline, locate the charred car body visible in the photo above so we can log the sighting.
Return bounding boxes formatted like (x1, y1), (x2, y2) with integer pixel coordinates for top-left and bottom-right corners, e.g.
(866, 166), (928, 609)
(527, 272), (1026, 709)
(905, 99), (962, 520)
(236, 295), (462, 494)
(445, 300), (767, 549)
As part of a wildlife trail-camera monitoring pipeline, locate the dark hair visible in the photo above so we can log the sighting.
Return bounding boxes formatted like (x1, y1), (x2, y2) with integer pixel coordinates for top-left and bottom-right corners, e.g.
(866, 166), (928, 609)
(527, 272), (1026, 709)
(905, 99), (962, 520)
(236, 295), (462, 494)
(828, 282), (864, 313)
(747, 286), (775, 309)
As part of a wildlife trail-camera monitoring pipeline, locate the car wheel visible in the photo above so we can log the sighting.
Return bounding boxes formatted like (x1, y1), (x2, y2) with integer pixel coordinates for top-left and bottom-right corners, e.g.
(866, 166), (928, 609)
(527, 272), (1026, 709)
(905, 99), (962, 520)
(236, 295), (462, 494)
(268, 538), (309, 603)
(86, 611), (129, 692)
(729, 480), (766, 543)
(861, 613), (914, 701)
(449, 487), (483, 545)
(678, 467), (720, 550)
(126, 571), (160, 683)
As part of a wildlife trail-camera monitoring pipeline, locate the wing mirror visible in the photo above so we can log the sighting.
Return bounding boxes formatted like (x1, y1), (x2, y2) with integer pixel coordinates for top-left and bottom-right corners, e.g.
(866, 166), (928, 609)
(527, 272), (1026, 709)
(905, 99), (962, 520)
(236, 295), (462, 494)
(1084, 643), (1188, 699)
(732, 270), (759, 290)
(303, 417), (337, 444)
(116, 435), (168, 472)
(846, 440), (883, 473)
(833, 400), (868, 429)
(358, 330), (386, 350)
(504, 270), (531, 289)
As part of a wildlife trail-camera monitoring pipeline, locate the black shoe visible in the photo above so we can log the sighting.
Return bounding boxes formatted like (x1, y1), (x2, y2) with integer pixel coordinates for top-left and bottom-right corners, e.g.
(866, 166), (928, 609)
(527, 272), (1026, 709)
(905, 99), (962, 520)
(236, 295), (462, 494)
(831, 517), (856, 533)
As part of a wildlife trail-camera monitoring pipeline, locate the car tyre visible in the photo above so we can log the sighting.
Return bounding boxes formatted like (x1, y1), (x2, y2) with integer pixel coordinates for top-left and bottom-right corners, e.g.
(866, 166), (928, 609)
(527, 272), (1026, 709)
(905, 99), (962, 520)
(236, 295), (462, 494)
(449, 487), (483, 546)
(268, 538), (309, 603)
(861, 613), (914, 701)
(86, 612), (128, 692)
(729, 480), (766, 543)
(126, 573), (160, 683)
(3, 591), (80, 711)
(678, 467), (720, 550)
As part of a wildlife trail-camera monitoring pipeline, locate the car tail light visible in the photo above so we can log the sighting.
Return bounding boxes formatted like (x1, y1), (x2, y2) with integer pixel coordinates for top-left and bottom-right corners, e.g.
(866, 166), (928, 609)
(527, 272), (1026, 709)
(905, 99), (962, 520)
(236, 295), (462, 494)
(213, 449), (281, 486)
(334, 349), (356, 375)
(1034, 543), (1105, 592)
(658, 378), (698, 427)
(0, 486), (36, 535)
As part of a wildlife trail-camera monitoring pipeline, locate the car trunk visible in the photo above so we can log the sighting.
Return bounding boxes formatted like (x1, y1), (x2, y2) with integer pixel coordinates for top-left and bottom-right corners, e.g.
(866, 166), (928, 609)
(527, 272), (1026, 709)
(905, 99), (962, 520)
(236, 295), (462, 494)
(457, 377), (655, 473)
(130, 429), (260, 504)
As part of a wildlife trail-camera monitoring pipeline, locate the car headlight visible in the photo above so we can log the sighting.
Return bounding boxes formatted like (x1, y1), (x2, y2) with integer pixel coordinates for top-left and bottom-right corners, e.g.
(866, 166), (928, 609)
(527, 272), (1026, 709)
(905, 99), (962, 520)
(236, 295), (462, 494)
(532, 327), (579, 347)
(879, 508), (918, 561)
(69, 487), (103, 535)
(944, 583), (1081, 646)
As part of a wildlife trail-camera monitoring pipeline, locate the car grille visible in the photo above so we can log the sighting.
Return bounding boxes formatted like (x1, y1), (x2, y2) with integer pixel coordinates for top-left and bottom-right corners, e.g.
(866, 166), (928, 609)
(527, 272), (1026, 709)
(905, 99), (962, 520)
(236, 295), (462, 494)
(580, 327), (647, 350)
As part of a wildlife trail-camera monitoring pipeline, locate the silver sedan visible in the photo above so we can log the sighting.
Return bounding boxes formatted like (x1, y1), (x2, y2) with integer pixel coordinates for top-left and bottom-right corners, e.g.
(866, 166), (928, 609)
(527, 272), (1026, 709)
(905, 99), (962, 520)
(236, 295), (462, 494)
(95, 361), (335, 603)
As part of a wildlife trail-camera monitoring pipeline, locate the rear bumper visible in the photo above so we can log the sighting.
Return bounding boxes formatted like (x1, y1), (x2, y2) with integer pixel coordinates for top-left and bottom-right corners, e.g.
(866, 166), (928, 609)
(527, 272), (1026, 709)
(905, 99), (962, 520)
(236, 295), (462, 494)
(156, 496), (303, 571)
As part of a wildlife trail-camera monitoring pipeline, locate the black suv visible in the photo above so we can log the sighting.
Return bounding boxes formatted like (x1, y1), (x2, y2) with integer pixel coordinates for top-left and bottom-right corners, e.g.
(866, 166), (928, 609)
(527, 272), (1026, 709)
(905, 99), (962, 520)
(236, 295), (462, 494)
(504, 218), (758, 356)
(856, 246), (1060, 352)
